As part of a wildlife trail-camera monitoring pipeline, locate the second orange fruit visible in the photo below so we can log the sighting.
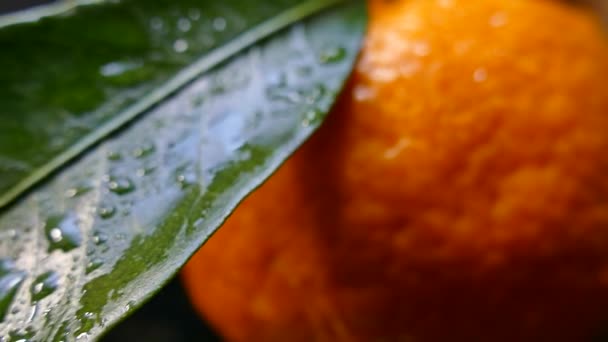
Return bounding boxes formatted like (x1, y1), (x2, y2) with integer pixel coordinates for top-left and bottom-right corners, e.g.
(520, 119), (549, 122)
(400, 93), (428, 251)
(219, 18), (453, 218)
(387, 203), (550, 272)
(182, 0), (608, 341)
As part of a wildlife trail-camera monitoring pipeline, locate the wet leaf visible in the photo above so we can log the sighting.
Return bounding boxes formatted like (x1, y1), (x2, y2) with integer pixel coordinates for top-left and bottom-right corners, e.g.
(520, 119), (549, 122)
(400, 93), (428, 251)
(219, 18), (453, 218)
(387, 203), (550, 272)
(0, 0), (366, 339)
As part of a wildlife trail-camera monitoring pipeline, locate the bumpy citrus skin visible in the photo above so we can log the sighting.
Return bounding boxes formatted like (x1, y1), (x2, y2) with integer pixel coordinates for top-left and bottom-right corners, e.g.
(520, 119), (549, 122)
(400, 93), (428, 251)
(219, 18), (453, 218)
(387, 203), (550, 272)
(182, 0), (608, 341)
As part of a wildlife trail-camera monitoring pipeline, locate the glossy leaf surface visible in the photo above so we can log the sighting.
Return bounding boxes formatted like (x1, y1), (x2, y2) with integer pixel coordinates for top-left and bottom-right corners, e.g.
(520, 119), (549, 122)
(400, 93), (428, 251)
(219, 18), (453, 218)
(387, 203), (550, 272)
(0, 0), (343, 208)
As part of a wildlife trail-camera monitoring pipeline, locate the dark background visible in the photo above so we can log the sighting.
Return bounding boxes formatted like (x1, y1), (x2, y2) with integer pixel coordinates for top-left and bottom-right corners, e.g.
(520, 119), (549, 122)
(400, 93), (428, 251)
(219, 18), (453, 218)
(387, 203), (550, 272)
(0, 2), (221, 341)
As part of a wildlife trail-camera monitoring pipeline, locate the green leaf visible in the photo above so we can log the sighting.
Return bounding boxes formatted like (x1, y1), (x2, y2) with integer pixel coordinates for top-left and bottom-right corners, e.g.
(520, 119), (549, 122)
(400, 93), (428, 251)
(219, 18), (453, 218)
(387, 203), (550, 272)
(0, 0), (366, 340)
(0, 0), (351, 208)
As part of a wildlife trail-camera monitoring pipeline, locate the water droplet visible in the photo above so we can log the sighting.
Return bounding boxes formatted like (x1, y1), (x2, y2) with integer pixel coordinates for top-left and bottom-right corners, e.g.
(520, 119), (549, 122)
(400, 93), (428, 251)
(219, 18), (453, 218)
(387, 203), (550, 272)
(177, 17), (191, 32)
(173, 39), (189, 53)
(106, 151), (122, 161)
(49, 229), (62, 242)
(213, 17), (227, 32)
(85, 259), (103, 275)
(108, 177), (135, 195)
(65, 184), (91, 198)
(4, 229), (17, 241)
(319, 46), (346, 64)
(93, 232), (108, 246)
(176, 170), (196, 189)
(132, 143), (156, 159)
(45, 213), (82, 252)
(30, 271), (60, 302)
(136, 167), (155, 177)
(98, 205), (116, 220)
(304, 84), (326, 104)
(302, 109), (322, 127)
(125, 300), (136, 313)
(0, 260), (25, 322)
(100, 61), (141, 78)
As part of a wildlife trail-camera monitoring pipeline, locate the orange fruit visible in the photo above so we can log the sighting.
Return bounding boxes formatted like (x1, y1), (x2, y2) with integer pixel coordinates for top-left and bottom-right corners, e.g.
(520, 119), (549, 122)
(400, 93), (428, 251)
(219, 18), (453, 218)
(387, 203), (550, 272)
(182, 0), (608, 341)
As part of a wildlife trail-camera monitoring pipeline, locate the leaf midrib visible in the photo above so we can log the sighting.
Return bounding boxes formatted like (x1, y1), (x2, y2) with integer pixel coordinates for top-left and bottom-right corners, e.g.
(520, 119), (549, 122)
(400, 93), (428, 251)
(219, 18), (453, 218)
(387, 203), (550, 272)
(0, 0), (344, 210)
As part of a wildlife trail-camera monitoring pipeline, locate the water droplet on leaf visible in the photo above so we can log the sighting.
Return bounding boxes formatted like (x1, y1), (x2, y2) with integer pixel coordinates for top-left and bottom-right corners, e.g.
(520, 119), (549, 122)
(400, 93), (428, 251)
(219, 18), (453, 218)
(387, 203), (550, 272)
(132, 143), (156, 159)
(302, 109), (322, 127)
(93, 232), (108, 246)
(85, 259), (104, 275)
(106, 151), (122, 161)
(98, 205), (116, 219)
(108, 177), (135, 195)
(45, 214), (82, 252)
(304, 84), (326, 104)
(100, 61), (141, 78)
(173, 39), (189, 53)
(319, 46), (346, 64)
(136, 167), (155, 177)
(213, 17), (227, 31)
(65, 184), (91, 198)
(125, 300), (136, 313)
(30, 271), (60, 302)
(175, 165), (197, 189)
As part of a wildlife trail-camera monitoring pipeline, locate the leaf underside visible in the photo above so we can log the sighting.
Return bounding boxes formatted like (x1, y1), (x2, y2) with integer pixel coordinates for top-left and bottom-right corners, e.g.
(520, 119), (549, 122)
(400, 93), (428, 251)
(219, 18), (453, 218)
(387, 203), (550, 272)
(0, 0), (366, 340)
